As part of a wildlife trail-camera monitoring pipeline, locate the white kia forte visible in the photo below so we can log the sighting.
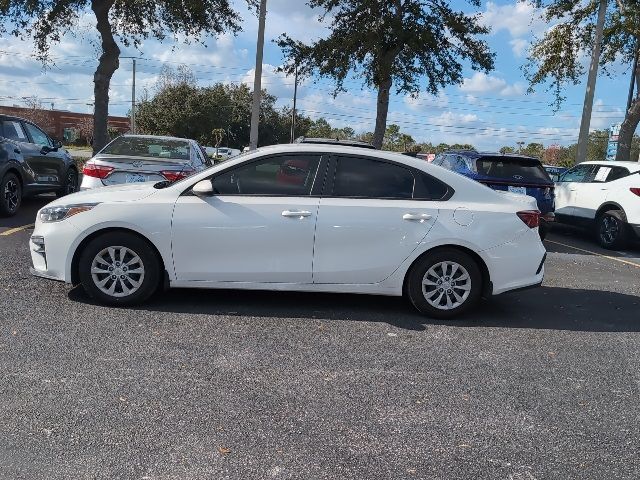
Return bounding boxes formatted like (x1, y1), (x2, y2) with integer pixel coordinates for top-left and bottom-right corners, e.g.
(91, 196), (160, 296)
(30, 144), (546, 319)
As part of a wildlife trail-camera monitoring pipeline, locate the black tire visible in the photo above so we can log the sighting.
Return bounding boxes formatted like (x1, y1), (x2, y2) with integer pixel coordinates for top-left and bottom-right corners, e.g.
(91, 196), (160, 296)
(0, 172), (22, 217)
(406, 248), (483, 320)
(596, 210), (628, 250)
(539, 222), (549, 241)
(78, 231), (161, 306)
(56, 168), (78, 197)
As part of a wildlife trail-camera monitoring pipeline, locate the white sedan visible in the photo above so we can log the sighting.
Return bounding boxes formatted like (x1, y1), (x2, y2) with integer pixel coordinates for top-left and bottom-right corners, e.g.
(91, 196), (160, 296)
(29, 144), (546, 319)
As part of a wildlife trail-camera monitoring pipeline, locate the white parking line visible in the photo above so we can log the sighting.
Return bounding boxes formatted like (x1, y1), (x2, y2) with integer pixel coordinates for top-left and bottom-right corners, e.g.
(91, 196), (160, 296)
(0, 224), (35, 236)
(546, 239), (640, 269)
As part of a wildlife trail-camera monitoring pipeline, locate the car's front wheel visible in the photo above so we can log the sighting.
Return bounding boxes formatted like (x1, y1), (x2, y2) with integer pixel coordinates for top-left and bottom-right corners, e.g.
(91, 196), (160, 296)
(0, 172), (22, 217)
(56, 168), (79, 197)
(406, 248), (483, 320)
(596, 210), (628, 250)
(78, 232), (161, 306)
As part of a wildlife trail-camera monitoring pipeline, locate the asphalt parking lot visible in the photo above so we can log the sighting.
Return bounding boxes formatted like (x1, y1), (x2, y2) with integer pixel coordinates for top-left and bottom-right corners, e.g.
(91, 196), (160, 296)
(2, 196), (640, 480)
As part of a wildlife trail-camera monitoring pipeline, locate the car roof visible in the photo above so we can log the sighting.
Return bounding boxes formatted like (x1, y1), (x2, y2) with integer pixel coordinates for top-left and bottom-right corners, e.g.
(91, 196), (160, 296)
(120, 134), (194, 143)
(581, 160), (640, 171)
(295, 137), (376, 149)
(445, 150), (539, 161)
(0, 114), (38, 124)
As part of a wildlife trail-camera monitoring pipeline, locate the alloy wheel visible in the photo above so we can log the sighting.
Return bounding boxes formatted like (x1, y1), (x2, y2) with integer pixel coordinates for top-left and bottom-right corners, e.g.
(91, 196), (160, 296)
(4, 179), (19, 212)
(421, 261), (472, 310)
(66, 171), (78, 195)
(90, 246), (145, 298)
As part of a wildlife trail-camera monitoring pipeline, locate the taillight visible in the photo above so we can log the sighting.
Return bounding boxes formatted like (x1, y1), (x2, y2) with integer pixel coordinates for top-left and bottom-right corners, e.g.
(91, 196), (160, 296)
(631, 188), (640, 197)
(82, 162), (114, 179)
(517, 210), (541, 228)
(161, 169), (195, 182)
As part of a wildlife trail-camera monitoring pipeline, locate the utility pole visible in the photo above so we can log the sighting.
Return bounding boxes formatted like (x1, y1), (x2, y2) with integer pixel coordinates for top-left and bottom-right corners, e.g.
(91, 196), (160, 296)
(627, 40), (639, 113)
(121, 56), (139, 134)
(290, 65), (299, 143)
(249, 0), (267, 151)
(517, 141), (525, 153)
(575, 0), (607, 164)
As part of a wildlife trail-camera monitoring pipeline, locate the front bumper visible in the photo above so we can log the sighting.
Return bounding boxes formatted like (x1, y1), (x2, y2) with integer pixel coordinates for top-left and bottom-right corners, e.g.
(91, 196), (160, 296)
(29, 267), (64, 282)
(29, 218), (81, 283)
(630, 223), (640, 239)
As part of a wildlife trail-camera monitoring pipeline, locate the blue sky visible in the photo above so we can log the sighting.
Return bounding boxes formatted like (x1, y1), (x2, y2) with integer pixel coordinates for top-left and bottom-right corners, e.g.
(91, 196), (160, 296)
(0, 0), (629, 150)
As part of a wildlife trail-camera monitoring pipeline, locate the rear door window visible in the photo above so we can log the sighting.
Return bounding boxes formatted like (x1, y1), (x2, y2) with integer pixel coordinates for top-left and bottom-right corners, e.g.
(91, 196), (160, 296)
(476, 156), (551, 182)
(1, 120), (28, 142)
(333, 157), (414, 199)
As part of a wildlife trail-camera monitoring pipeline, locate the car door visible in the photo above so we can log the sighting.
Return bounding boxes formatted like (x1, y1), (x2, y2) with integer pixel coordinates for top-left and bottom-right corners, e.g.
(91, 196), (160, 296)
(313, 155), (442, 285)
(171, 152), (326, 283)
(571, 165), (628, 219)
(22, 121), (65, 186)
(554, 164), (595, 217)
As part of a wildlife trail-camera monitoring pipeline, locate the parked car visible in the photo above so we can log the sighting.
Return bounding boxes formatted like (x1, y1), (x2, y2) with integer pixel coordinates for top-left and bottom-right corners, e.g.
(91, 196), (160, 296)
(544, 165), (568, 182)
(0, 114), (78, 216)
(30, 144), (546, 319)
(204, 146), (241, 160)
(555, 161), (640, 249)
(80, 135), (210, 190)
(432, 151), (555, 239)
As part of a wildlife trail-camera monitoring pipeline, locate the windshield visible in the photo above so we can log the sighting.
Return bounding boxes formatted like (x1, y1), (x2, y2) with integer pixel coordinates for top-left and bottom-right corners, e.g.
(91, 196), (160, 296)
(101, 137), (190, 160)
(476, 156), (551, 182)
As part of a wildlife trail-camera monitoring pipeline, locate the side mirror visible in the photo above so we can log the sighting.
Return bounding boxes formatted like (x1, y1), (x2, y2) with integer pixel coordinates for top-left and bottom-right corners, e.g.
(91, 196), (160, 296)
(192, 179), (214, 196)
(52, 139), (63, 149)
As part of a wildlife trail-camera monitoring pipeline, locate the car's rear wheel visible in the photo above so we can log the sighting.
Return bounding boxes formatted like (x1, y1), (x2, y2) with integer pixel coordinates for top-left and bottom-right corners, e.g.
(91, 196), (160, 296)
(0, 172), (22, 217)
(596, 210), (628, 250)
(78, 232), (161, 306)
(56, 168), (78, 197)
(406, 248), (482, 319)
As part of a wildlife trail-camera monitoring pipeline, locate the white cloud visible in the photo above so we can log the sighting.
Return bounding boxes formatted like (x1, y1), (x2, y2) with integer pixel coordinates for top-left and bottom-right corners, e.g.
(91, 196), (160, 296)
(510, 38), (529, 57)
(480, 1), (546, 38)
(459, 72), (525, 97)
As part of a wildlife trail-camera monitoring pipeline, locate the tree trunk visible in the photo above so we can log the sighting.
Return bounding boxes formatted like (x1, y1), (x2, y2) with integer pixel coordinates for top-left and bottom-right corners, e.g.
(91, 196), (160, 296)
(91, 0), (120, 154)
(615, 97), (640, 161)
(372, 76), (392, 150)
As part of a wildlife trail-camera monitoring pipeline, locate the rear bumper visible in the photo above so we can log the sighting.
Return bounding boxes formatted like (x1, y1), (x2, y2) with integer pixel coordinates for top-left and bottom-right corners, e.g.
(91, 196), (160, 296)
(79, 175), (105, 190)
(482, 229), (546, 295)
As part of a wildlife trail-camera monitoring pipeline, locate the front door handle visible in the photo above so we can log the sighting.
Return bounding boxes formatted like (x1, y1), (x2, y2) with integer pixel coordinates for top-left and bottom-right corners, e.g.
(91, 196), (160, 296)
(403, 213), (432, 221)
(282, 210), (312, 218)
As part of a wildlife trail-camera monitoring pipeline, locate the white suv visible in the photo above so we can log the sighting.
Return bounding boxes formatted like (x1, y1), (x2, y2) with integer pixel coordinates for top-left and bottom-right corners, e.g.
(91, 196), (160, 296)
(555, 161), (640, 249)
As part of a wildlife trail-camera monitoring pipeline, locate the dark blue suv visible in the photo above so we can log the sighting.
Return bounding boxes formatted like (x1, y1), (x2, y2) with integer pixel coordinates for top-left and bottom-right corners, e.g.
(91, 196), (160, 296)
(432, 151), (555, 238)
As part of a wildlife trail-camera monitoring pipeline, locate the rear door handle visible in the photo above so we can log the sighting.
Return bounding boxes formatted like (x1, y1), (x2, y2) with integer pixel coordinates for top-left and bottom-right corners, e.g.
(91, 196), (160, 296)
(403, 213), (432, 221)
(282, 210), (312, 218)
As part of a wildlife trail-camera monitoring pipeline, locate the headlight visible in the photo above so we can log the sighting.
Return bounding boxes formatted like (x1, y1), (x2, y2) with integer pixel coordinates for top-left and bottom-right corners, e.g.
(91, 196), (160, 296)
(39, 203), (99, 223)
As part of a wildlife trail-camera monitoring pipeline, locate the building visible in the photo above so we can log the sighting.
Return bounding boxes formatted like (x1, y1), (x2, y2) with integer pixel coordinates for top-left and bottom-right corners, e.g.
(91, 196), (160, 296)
(0, 105), (130, 143)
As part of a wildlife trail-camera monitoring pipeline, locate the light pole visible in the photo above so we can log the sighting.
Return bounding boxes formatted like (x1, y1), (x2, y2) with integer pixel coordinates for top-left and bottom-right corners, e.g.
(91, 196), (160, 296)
(290, 65), (299, 143)
(575, 0), (607, 164)
(121, 56), (140, 134)
(249, 0), (267, 151)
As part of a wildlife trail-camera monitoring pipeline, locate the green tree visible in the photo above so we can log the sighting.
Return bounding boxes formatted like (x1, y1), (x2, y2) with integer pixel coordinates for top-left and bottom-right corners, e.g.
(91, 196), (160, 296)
(277, 0), (494, 149)
(521, 142), (545, 159)
(136, 82), (310, 149)
(524, 0), (639, 161)
(499, 146), (515, 154)
(1, 1), (245, 153)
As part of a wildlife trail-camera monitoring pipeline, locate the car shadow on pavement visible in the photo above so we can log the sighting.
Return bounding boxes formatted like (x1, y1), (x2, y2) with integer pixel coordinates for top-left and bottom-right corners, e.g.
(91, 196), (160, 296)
(69, 285), (640, 332)
(0, 195), (53, 229)
(546, 224), (640, 257)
